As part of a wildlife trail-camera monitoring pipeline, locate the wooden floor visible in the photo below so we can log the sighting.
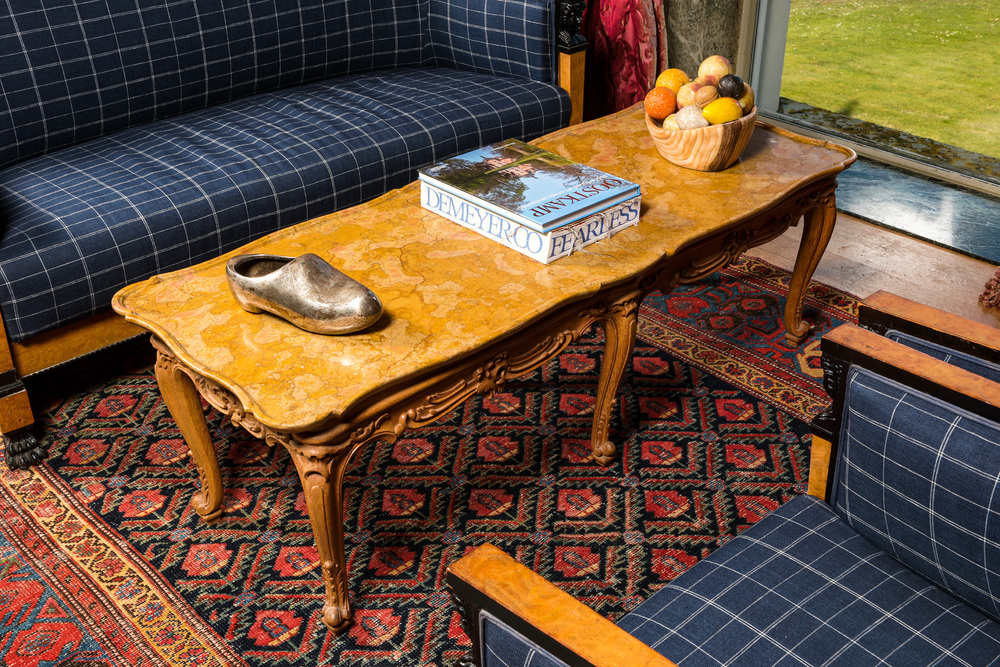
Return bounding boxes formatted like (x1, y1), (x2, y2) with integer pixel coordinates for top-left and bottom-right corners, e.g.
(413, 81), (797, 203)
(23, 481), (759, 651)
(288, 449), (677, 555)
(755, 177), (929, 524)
(747, 213), (1000, 328)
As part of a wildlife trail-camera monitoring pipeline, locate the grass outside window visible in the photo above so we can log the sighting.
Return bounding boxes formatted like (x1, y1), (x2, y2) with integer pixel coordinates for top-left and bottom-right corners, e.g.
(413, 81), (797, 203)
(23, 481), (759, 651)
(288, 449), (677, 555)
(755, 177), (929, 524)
(782, 0), (1000, 161)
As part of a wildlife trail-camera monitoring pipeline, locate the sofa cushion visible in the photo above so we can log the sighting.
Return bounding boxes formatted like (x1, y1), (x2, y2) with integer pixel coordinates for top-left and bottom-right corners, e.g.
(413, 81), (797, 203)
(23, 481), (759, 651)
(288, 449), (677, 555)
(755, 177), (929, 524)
(830, 365), (1000, 623)
(616, 494), (1000, 666)
(0, 67), (569, 342)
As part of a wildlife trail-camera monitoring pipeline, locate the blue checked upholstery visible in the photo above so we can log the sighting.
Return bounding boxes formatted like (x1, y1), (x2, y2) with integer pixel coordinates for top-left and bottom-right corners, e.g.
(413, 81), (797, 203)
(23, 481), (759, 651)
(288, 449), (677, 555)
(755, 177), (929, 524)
(615, 494), (1000, 665)
(830, 366), (1000, 623)
(883, 330), (1000, 383)
(476, 361), (1000, 666)
(0, 0), (569, 342)
(480, 612), (567, 667)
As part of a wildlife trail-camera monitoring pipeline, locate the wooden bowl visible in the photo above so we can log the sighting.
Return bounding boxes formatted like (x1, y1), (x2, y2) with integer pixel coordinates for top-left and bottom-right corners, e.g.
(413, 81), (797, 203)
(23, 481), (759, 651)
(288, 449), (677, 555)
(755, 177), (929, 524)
(646, 106), (757, 171)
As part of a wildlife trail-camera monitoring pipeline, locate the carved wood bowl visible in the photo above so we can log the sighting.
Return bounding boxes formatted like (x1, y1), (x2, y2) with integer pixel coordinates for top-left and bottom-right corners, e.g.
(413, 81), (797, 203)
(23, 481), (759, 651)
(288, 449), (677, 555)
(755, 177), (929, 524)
(646, 106), (757, 171)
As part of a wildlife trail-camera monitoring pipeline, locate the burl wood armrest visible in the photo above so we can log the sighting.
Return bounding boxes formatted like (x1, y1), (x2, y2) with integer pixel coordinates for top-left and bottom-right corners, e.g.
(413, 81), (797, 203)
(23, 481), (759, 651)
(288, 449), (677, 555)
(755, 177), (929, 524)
(447, 544), (678, 667)
(808, 323), (1000, 499)
(860, 290), (1000, 362)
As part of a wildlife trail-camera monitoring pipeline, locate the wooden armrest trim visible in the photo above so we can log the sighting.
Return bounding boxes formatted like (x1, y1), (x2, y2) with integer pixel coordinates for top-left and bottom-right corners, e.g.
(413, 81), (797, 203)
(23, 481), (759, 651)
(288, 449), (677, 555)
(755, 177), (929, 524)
(823, 324), (1000, 416)
(860, 291), (1000, 359)
(448, 544), (678, 667)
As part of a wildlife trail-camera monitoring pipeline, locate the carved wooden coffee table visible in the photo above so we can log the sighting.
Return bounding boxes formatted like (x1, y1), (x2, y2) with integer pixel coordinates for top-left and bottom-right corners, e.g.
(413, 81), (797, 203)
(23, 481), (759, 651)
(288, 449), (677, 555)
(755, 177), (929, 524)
(112, 104), (855, 632)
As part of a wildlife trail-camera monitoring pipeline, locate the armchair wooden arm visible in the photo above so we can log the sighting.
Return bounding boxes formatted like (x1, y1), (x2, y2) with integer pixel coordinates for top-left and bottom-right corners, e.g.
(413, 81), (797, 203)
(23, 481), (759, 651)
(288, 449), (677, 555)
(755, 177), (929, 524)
(447, 543), (678, 667)
(859, 290), (1000, 362)
(807, 323), (1000, 500)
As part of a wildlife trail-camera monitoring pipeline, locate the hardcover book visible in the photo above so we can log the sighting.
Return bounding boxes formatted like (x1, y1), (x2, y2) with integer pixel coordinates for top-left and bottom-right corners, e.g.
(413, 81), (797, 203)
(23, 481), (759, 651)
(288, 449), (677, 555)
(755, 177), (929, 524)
(421, 181), (641, 264)
(418, 139), (641, 234)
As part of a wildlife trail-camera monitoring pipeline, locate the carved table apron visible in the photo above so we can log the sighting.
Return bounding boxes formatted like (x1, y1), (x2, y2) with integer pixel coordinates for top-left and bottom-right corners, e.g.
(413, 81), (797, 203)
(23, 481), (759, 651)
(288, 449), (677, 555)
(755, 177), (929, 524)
(113, 105), (855, 632)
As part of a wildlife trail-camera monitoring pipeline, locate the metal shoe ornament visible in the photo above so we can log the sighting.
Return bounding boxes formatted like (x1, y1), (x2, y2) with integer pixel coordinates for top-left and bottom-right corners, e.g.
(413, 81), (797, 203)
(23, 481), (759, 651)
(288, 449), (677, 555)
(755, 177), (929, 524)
(226, 253), (383, 334)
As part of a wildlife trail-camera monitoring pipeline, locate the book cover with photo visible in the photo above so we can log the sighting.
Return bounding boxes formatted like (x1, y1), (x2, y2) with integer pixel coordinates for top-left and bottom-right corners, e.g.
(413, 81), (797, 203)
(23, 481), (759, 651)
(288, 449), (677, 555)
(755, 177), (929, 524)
(418, 139), (640, 233)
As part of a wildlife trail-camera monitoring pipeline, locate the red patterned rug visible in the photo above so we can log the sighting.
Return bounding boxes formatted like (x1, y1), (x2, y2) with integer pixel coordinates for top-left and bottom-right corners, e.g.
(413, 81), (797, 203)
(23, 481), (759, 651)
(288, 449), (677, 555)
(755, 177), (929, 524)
(0, 256), (857, 666)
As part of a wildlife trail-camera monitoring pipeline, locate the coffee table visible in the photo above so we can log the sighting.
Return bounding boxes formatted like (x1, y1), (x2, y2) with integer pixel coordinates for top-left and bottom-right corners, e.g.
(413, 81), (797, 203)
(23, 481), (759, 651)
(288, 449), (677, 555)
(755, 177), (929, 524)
(112, 104), (855, 632)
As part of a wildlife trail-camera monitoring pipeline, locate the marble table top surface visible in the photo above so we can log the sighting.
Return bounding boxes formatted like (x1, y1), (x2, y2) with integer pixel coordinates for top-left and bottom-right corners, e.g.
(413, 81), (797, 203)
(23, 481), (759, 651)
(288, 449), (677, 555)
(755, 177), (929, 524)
(112, 104), (854, 431)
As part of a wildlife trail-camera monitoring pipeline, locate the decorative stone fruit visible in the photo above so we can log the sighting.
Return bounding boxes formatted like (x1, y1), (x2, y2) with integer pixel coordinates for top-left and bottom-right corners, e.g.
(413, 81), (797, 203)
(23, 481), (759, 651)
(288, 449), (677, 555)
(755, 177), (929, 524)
(716, 74), (744, 100)
(702, 97), (743, 125)
(693, 85), (719, 107)
(676, 81), (704, 108)
(644, 86), (677, 120)
(736, 82), (756, 112)
(654, 68), (691, 95)
(674, 105), (709, 130)
(697, 55), (732, 86)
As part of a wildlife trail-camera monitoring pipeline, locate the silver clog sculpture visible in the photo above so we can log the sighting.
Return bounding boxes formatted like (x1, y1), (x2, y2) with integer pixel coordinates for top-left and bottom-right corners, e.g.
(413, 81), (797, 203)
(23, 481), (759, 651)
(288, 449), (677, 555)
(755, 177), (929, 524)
(226, 253), (383, 334)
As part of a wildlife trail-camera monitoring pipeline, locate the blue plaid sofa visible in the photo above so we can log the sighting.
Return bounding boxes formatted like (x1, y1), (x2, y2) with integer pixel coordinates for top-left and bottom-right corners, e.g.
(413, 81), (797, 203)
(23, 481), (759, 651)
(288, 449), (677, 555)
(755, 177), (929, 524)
(447, 295), (1000, 666)
(0, 0), (576, 465)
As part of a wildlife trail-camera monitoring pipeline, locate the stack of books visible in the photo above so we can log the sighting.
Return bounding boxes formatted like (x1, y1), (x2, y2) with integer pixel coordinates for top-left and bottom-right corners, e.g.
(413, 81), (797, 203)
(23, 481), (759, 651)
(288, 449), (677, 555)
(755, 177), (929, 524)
(418, 139), (641, 264)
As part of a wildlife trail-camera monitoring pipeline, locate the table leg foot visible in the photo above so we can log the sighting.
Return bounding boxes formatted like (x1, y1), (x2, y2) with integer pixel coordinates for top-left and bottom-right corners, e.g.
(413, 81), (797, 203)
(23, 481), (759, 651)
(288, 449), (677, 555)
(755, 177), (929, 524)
(591, 441), (617, 466)
(320, 600), (352, 633)
(154, 345), (224, 523)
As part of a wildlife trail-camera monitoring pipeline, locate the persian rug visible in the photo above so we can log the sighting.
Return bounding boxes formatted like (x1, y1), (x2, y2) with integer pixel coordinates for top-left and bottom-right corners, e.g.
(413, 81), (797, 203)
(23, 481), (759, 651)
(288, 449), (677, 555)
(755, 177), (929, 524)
(0, 256), (857, 667)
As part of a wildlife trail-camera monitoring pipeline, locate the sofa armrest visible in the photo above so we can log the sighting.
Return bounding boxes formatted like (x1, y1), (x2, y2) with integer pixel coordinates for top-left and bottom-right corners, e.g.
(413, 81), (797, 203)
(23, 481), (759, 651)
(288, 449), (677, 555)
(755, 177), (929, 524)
(447, 544), (678, 667)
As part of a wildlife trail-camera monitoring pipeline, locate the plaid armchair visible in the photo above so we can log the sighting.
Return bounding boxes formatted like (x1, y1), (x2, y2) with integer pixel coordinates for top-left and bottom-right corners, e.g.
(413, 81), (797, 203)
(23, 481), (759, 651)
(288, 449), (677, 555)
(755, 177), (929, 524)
(447, 293), (1000, 666)
(0, 0), (581, 467)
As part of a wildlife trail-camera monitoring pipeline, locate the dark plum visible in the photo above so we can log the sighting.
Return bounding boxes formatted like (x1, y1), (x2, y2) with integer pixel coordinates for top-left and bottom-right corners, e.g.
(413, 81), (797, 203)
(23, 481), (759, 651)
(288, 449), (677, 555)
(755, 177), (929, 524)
(717, 74), (744, 100)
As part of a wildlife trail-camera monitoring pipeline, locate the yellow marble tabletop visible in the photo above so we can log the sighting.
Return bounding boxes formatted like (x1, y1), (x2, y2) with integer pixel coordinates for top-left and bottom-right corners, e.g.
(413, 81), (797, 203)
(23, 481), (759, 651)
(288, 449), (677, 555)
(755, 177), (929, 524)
(112, 104), (854, 434)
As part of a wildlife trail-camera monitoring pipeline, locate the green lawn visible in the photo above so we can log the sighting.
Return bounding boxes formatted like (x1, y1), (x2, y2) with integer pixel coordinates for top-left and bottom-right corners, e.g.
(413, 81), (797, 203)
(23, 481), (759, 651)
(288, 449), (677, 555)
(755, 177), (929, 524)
(782, 0), (1000, 159)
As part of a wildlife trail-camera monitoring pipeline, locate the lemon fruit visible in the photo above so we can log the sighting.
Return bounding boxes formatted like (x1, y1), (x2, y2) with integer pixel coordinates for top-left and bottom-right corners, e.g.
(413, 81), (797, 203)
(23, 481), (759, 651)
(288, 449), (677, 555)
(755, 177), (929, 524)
(702, 97), (743, 125)
(655, 68), (691, 95)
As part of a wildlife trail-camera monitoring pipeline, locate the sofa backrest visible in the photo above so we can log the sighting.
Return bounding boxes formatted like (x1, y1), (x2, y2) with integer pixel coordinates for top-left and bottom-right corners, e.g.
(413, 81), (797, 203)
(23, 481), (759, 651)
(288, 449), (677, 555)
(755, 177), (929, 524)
(830, 364), (1000, 623)
(0, 0), (426, 171)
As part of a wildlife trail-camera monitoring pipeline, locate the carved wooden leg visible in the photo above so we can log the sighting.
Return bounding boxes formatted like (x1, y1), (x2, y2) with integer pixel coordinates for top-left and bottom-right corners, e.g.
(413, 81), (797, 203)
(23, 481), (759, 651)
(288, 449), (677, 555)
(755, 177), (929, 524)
(284, 441), (358, 633)
(590, 294), (641, 465)
(2, 379), (42, 469)
(153, 347), (224, 524)
(1, 314), (42, 469)
(785, 187), (837, 346)
(3, 427), (43, 469)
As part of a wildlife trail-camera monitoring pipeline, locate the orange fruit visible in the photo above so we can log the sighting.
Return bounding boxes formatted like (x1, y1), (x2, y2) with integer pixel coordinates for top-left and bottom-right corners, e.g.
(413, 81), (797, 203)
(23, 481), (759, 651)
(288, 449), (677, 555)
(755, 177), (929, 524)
(654, 68), (691, 95)
(643, 87), (676, 120)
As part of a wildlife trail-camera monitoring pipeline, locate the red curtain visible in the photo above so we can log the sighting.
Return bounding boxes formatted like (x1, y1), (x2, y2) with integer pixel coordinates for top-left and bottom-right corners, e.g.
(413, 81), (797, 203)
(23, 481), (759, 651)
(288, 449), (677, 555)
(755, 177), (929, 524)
(581, 0), (668, 120)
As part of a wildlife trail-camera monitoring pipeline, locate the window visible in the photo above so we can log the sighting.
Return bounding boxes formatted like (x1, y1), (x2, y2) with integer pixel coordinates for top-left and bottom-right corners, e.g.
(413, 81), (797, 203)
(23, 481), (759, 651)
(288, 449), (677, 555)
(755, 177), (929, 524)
(740, 0), (1000, 199)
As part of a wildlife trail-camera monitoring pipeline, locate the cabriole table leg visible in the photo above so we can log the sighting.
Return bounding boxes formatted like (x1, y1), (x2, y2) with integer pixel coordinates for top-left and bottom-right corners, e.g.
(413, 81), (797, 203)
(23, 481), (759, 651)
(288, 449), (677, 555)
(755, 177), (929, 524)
(283, 440), (360, 633)
(785, 185), (838, 346)
(589, 291), (642, 465)
(153, 341), (224, 524)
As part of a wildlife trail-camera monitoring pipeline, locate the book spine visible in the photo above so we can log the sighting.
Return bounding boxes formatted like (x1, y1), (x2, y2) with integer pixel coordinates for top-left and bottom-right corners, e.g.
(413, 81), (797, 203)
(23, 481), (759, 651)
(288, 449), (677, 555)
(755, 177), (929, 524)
(421, 182), (641, 264)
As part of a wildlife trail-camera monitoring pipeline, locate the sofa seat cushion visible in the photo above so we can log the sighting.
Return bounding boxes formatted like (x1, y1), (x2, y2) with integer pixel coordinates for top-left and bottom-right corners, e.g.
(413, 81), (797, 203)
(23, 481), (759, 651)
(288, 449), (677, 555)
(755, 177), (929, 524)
(0, 67), (569, 342)
(616, 494), (1000, 666)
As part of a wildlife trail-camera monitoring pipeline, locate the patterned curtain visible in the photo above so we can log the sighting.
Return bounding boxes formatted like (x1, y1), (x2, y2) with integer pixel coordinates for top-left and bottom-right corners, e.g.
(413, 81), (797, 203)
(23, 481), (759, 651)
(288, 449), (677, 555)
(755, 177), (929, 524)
(581, 0), (668, 120)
